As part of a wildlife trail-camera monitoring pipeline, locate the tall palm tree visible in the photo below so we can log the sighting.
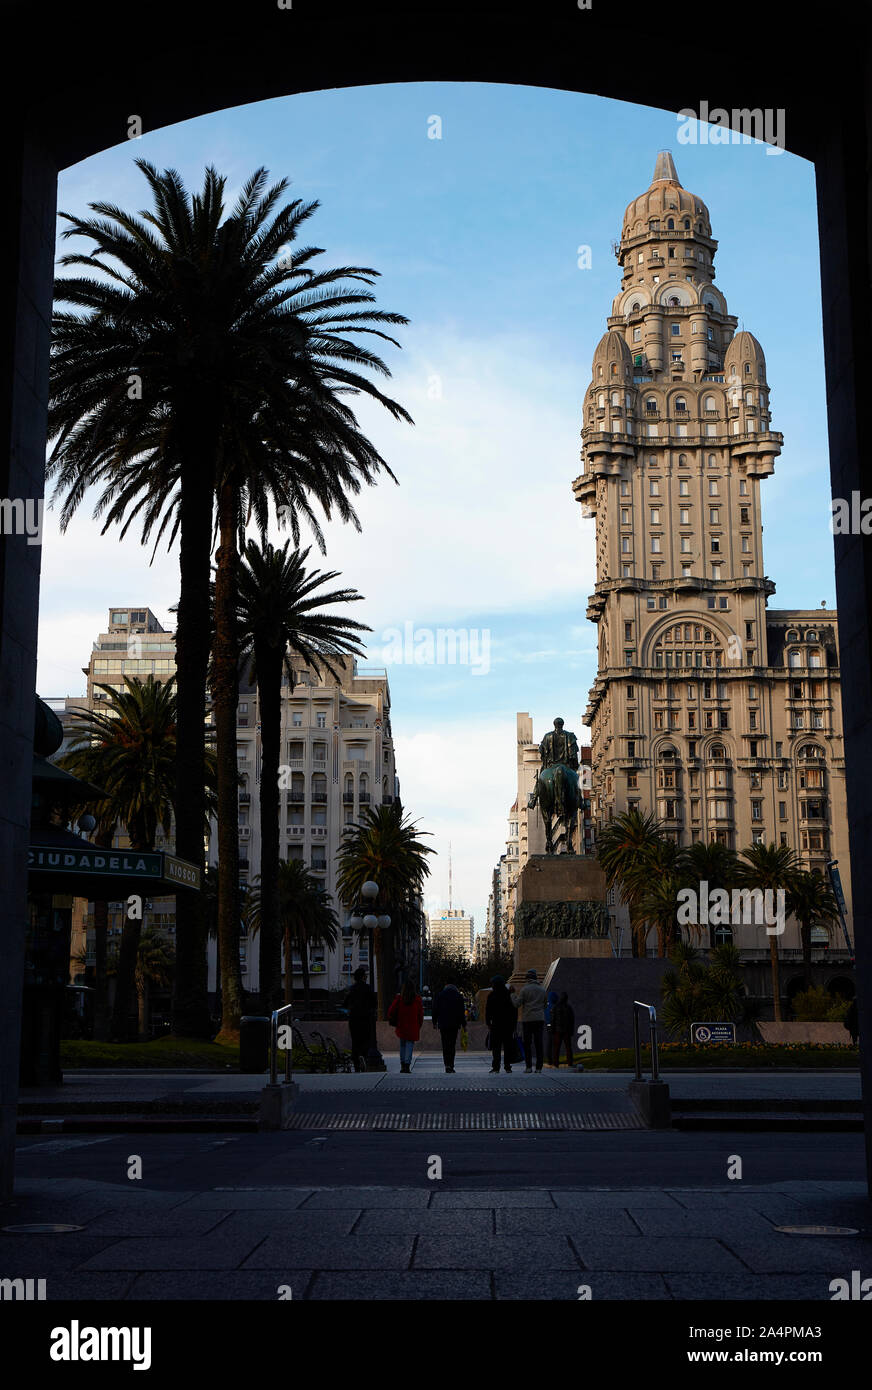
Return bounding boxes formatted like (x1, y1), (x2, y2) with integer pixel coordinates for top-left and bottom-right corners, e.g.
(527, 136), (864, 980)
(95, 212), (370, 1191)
(236, 539), (369, 1011)
(247, 858), (339, 1010)
(595, 807), (667, 955)
(737, 841), (799, 1022)
(335, 803), (434, 1016)
(59, 675), (217, 1040)
(787, 868), (840, 988)
(47, 161), (411, 1037)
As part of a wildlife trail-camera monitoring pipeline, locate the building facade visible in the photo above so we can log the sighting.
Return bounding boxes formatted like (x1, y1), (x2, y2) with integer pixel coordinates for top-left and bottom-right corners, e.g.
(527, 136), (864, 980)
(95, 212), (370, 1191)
(572, 152), (852, 974)
(428, 908), (474, 960)
(218, 655), (401, 995)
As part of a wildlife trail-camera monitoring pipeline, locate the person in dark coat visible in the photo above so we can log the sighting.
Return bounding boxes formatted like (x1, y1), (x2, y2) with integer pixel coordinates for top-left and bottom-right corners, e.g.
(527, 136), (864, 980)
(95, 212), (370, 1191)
(343, 967), (377, 1072)
(432, 982), (466, 1073)
(844, 996), (859, 1044)
(485, 975), (516, 1074)
(387, 976), (424, 1073)
(551, 991), (576, 1068)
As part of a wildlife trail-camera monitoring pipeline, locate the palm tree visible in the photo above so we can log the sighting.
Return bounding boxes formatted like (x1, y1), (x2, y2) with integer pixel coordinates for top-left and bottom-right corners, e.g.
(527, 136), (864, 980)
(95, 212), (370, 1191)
(247, 858), (339, 1010)
(59, 675), (217, 1040)
(636, 846), (686, 956)
(236, 539), (369, 1011)
(134, 928), (175, 1042)
(787, 868), (840, 988)
(47, 161), (412, 1037)
(595, 807), (668, 955)
(682, 839), (739, 948)
(736, 841), (799, 1022)
(335, 803), (434, 1016)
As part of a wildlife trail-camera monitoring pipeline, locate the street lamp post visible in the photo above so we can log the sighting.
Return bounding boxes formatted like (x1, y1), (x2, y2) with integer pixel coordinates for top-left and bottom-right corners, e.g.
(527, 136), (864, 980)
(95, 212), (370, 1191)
(351, 880), (390, 1070)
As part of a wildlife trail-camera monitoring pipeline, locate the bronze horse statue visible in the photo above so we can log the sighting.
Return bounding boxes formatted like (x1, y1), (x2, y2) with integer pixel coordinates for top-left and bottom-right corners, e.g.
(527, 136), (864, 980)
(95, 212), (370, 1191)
(528, 761), (582, 854)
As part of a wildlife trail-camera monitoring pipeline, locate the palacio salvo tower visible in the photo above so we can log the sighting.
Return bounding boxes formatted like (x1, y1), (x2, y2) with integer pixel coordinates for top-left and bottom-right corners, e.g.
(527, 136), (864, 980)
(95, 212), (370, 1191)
(573, 151), (853, 974)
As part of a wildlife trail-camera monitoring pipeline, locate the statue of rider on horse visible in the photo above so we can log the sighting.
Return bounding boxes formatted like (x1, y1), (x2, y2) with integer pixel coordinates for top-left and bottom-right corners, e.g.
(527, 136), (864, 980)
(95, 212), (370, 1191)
(528, 717), (582, 855)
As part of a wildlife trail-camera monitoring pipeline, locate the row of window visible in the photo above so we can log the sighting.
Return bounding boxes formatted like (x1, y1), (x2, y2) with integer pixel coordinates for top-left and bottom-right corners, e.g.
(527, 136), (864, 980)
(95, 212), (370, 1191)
(620, 475), (750, 497)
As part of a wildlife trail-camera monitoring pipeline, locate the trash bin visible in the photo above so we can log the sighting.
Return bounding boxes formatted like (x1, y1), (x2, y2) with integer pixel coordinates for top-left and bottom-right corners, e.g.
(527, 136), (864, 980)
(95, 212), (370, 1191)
(239, 1015), (271, 1073)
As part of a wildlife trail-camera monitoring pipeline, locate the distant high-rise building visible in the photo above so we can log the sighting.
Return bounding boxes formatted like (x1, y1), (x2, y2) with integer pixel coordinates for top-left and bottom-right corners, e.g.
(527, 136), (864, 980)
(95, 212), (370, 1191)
(428, 908), (474, 960)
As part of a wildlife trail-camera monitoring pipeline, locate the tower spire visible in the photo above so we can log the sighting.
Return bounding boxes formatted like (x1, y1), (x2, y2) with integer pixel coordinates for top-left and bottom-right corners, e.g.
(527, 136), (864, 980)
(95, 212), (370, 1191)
(652, 149), (680, 184)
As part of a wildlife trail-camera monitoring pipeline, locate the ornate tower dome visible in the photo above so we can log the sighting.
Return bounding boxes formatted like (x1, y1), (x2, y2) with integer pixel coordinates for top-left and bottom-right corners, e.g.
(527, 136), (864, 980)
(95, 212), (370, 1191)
(724, 329), (767, 383)
(591, 328), (632, 383)
(622, 150), (712, 239)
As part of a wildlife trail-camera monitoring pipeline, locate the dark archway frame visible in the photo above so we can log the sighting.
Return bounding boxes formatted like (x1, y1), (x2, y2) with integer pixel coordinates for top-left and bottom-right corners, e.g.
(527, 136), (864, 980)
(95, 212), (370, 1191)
(2, 0), (870, 1197)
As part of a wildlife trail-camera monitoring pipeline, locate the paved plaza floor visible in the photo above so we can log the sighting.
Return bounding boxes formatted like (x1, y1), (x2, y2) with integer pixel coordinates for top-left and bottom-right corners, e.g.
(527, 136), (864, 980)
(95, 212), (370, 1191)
(4, 1052), (870, 1301)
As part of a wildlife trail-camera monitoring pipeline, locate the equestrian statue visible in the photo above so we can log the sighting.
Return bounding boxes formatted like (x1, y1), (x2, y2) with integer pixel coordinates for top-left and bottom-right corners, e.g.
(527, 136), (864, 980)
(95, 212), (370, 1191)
(528, 717), (582, 855)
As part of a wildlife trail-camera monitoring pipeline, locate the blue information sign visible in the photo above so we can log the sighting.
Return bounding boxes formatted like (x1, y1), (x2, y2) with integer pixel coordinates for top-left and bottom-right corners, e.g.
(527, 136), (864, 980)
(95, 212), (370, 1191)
(691, 1022), (736, 1044)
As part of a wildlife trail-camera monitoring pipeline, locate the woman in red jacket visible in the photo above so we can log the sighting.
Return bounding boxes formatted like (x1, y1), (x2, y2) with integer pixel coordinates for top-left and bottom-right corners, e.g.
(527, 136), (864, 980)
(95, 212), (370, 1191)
(387, 976), (424, 1073)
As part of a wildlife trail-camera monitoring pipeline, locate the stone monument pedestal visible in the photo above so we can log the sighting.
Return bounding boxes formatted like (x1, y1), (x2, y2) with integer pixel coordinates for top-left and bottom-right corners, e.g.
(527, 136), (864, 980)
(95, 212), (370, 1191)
(511, 855), (610, 982)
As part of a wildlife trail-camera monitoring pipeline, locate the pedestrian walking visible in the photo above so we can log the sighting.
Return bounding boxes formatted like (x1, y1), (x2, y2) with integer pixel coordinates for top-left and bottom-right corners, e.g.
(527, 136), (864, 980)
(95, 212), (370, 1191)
(845, 996), (859, 1044)
(511, 968), (547, 1073)
(551, 991), (576, 1068)
(342, 966), (377, 1072)
(387, 976), (424, 1073)
(485, 975), (516, 1074)
(432, 981), (466, 1073)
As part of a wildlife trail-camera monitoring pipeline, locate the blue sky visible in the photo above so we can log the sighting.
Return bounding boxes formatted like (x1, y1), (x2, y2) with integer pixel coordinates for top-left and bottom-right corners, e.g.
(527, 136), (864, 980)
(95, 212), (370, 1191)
(39, 82), (831, 931)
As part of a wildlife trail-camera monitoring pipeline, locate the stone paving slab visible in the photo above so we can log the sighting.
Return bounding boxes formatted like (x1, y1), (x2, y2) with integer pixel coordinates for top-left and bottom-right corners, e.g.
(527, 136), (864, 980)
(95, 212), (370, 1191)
(176, 1189), (314, 1210)
(724, 1236), (872, 1273)
(428, 1189), (555, 1208)
(42, 1273), (139, 1300)
(300, 1188), (431, 1208)
(551, 1189), (684, 1208)
(215, 1210), (359, 1237)
(415, 1235), (579, 1269)
(626, 1208), (779, 1237)
(664, 1273), (839, 1300)
(127, 1271), (314, 1299)
(79, 1233), (266, 1271)
(495, 1271), (670, 1300)
(570, 1236), (749, 1272)
(354, 1209), (495, 1234)
(241, 1235), (413, 1270)
(307, 1271), (492, 1300)
(495, 1208), (638, 1235)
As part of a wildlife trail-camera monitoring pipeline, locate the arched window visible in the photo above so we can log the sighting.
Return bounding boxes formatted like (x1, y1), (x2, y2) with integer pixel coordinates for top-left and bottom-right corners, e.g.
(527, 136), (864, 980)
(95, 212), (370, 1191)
(667, 295), (679, 306)
(788, 649), (801, 668)
(597, 392), (605, 408)
(611, 389), (620, 406)
(808, 649), (822, 668)
(660, 745), (677, 760)
(675, 397), (687, 412)
(798, 743), (824, 760)
(707, 453), (717, 467)
(631, 301), (641, 312)
(678, 453), (687, 466)
(704, 395), (716, 412)
(645, 398), (657, 413)
(667, 218), (675, 229)
(786, 629), (798, 640)
(683, 218), (690, 230)
(359, 772), (369, 800)
(611, 363), (618, 376)
(709, 743), (726, 760)
(744, 363), (751, 374)
(805, 630), (818, 641)
(344, 772), (353, 797)
(745, 389), (754, 404)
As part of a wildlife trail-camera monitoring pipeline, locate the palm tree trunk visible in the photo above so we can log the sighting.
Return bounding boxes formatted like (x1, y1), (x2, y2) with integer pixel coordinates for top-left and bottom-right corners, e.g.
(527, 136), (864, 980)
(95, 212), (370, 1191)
(111, 903), (143, 1042)
(138, 976), (148, 1042)
(256, 644), (283, 1011)
(172, 445), (215, 1038)
(801, 918), (814, 990)
(92, 896), (110, 1041)
(770, 936), (783, 1022)
(213, 480), (244, 1039)
(300, 939), (311, 1015)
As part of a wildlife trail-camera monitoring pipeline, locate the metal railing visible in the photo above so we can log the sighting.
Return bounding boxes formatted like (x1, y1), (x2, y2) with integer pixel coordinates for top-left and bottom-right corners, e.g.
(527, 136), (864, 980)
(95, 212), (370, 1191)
(270, 1004), (297, 1086)
(632, 1000), (661, 1082)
